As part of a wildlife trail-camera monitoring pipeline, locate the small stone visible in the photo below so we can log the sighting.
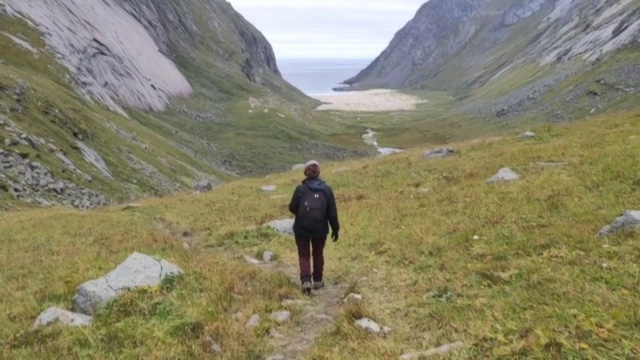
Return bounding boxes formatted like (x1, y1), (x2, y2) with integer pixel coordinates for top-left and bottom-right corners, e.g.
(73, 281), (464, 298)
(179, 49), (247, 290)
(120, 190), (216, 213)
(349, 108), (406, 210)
(519, 131), (536, 139)
(261, 185), (277, 192)
(204, 336), (222, 353)
(271, 310), (291, 324)
(473, 235), (480, 240)
(399, 342), (465, 359)
(332, 167), (349, 174)
(418, 188), (429, 194)
(486, 167), (520, 183)
(122, 203), (141, 210)
(292, 164), (305, 171)
(194, 180), (213, 192)
(263, 251), (274, 263)
(4, 138), (18, 147)
(266, 354), (285, 360)
(33, 307), (93, 328)
(245, 314), (260, 328)
(343, 293), (363, 303)
(424, 147), (455, 159)
(355, 317), (381, 334)
(382, 326), (392, 335)
(244, 255), (262, 265)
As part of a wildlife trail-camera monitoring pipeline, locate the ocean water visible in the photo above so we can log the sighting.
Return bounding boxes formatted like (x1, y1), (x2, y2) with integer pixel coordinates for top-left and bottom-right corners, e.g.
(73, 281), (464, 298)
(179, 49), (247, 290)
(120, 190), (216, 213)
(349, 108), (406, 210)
(277, 58), (372, 96)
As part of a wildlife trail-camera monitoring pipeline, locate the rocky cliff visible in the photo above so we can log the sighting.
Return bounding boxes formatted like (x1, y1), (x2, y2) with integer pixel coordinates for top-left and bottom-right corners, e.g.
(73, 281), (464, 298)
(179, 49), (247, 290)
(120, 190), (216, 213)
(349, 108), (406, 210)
(344, 0), (640, 92)
(0, 0), (363, 210)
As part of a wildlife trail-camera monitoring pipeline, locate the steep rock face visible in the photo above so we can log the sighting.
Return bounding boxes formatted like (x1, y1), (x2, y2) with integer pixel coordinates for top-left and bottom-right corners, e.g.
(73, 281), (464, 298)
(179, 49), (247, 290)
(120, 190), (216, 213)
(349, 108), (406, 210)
(344, 0), (484, 89)
(1, 0), (193, 114)
(344, 0), (640, 91)
(0, 0), (283, 113)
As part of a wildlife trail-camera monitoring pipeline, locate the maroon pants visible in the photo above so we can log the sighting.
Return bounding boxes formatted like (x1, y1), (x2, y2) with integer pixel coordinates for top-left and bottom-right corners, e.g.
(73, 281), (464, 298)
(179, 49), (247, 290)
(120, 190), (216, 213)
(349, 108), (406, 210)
(295, 235), (326, 282)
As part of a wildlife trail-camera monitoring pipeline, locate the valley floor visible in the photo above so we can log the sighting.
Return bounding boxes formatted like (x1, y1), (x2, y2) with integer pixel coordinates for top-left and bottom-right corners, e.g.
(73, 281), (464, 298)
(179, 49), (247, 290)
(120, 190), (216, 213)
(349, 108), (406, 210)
(2, 108), (640, 359)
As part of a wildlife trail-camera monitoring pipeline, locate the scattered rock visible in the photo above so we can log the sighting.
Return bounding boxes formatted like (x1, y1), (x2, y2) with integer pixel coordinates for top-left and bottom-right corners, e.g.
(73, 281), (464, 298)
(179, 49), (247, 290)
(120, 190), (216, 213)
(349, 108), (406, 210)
(262, 250), (274, 263)
(424, 148), (455, 159)
(355, 317), (386, 334)
(266, 354), (285, 360)
(33, 307), (93, 328)
(519, 131), (536, 139)
(271, 310), (291, 324)
(75, 141), (113, 179)
(399, 342), (465, 359)
(343, 293), (363, 303)
(261, 185), (277, 192)
(122, 203), (141, 210)
(486, 167), (520, 183)
(265, 218), (294, 236)
(204, 336), (222, 353)
(194, 180), (213, 192)
(244, 255), (262, 265)
(4, 138), (19, 147)
(245, 314), (260, 328)
(598, 210), (640, 237)
(292, 164), (305, 171)
(418, 188), (430, 194)
(72, 252), (183, 315)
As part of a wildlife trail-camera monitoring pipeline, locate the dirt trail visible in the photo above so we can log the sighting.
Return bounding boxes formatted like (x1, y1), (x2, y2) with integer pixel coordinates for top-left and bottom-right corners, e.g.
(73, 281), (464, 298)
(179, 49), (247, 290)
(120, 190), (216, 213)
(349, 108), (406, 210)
(256, 260), (348, 360)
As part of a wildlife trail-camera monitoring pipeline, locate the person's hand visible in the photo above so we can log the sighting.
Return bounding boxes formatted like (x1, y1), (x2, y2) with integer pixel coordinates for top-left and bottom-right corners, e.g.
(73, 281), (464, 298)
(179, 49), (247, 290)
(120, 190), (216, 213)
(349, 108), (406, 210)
(331, 231), (339, 242)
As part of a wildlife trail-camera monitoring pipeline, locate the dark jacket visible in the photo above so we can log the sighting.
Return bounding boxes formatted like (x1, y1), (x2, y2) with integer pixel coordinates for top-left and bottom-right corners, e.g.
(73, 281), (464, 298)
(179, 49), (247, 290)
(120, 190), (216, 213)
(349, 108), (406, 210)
(288, 177), (340, 238)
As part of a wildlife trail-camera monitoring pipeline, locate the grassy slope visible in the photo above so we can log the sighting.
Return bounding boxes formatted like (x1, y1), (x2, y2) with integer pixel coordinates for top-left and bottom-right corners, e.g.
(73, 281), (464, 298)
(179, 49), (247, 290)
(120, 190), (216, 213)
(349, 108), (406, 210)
(0, 15), (228, 207)
(2, 107), (640, 358)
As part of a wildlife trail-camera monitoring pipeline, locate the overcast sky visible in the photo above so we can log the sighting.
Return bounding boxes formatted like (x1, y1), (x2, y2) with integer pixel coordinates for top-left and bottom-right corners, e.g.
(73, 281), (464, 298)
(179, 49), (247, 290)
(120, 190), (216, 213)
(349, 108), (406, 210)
(227, 0), (427, 59)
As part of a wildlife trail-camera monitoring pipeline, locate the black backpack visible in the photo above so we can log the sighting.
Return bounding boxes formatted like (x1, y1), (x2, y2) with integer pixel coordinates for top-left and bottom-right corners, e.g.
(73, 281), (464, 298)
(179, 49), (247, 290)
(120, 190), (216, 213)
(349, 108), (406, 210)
(297, 185), (328, 232)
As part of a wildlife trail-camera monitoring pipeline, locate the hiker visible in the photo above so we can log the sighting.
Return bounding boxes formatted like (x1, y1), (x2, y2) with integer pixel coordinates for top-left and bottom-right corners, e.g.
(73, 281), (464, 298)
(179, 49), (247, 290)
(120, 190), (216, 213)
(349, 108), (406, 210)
(288, 160), (340, 294)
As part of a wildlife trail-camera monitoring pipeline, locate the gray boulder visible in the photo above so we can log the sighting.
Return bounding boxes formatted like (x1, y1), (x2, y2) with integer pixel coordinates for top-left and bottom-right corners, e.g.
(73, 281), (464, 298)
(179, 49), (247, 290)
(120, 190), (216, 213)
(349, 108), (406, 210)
(271, 310), (291, 324)
(194, 180), (213, 192)
(424, 148), (455, 159)
(598, 211), (640, 237)
(33, 307), (93, 328)
(519, 131), (536, 139)
(486, 167), (520, 183)
(72, 252), (183, 315)
(266, 218), (294, 236)
(76, 141), (113, 179)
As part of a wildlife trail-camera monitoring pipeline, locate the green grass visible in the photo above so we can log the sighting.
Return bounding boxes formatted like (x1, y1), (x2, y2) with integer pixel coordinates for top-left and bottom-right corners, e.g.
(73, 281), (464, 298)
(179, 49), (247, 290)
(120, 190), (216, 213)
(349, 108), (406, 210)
(2, 108), (640, 358)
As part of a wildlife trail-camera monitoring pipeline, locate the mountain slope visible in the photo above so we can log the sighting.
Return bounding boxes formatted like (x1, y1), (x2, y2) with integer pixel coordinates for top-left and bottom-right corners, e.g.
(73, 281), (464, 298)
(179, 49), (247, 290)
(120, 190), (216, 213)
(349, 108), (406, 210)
(0, 0), (370, 209)
(345, 0), (640, 92)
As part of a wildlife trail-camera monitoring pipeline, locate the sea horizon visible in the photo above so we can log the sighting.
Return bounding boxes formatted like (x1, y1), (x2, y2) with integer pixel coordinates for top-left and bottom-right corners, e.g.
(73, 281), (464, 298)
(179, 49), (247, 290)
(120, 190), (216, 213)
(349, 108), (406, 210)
(277, 58), (373, 96)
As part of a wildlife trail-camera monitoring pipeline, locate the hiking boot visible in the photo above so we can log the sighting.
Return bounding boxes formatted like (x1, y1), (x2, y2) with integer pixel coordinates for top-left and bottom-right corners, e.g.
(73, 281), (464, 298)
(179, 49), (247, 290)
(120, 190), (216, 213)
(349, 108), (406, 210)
(301, 281), (312, 295)
(313, 280), (324, 290)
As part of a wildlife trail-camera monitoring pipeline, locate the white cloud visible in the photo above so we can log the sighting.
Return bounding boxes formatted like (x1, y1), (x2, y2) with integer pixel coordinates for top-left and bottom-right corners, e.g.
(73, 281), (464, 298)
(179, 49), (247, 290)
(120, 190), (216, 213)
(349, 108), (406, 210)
(227, 0), (427, 59)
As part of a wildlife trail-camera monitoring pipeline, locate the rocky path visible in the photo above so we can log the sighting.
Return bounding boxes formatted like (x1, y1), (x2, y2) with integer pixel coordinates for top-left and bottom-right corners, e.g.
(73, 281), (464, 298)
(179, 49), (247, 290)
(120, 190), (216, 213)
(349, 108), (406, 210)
(251, 258), (349, 360)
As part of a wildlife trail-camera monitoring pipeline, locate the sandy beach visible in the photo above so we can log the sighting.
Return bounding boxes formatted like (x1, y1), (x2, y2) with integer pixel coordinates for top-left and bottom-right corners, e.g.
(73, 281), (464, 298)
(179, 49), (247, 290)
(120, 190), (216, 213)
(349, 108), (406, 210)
(312, 89), (427, 112)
